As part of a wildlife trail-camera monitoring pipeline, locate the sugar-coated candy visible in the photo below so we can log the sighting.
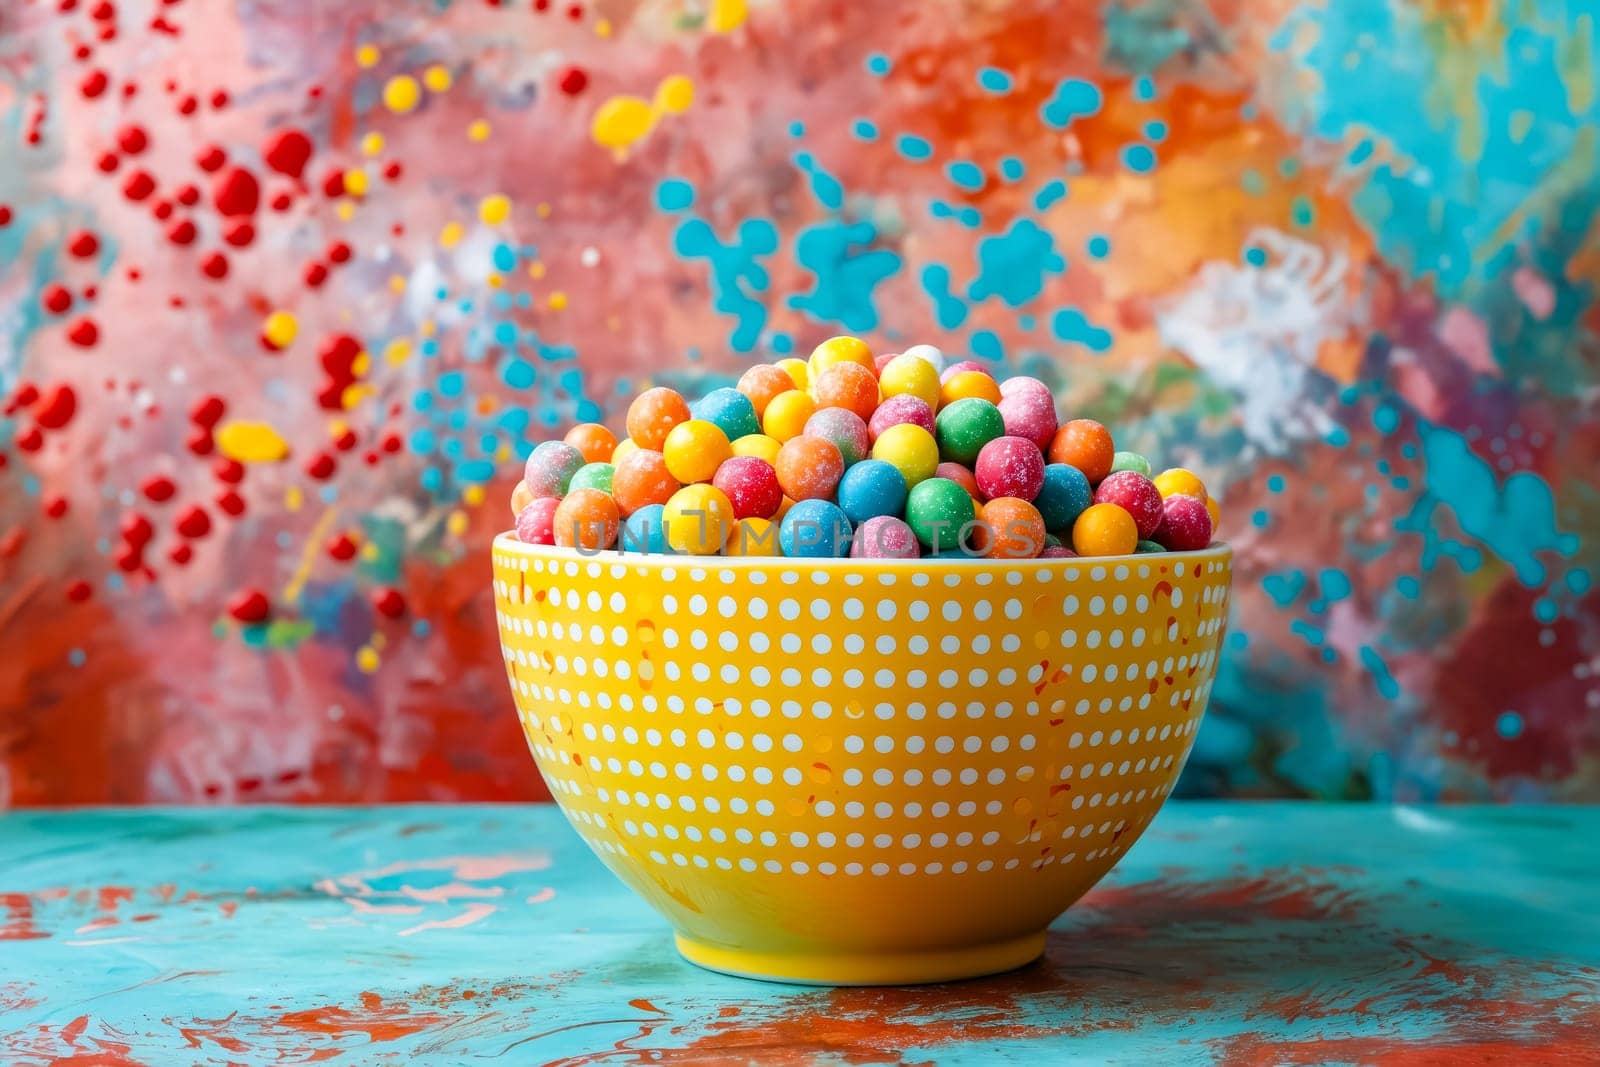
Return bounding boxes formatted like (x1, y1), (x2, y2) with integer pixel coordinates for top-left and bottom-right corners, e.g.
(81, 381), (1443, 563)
(731, 432), (782, 463)
(974, 435), (1046, 502)
(939, 359), (990, 382)
(553, 488), (619, 551)
(1039, 544), (1077, 558)
(996, 389), (1058, 450)
(1111, 450), (1151, 477)
(836, 459), (908, 525)
(936, 461), (981, 500)
(804, 407), (870, 465)
(867, 394), (935, 444)
(775, 435), (844, 501)
(619, 503), (670, 554)
(736, 364), (797, 418)
(569, 462), (615, 496)
(878, 354), (942, 411)
(935, 397), (1005, 466)
(610, 437), (639, 465)
(811, 362), (880, 422)
(1135, 539), (1166, 553)
(780, 499), (852, 558)
(564, 422), (617, 464)
(692, 387), (761, 442)
(662, 483), (734, 555)
(1049, 418), (1115, 484)
(523, 440), (585, 499)
(871, 423), (939, 487)
(1153, 467), (1207, 502)
(726, 516), (782, 556)
(611, 448), (680, 517)
(762, 389), (816, 442)
(625, 387), (691, 450)
(1093, 470), (1164, 539)
(940, 370), (1002, 408)
(510, 479), (534, 517)
(808, 335), (875, 379)
(850, 515), (919, 558)
(712, 455), (782, 520)
(662, 419), (732, 484)
(873, 351), (900, 377)
(515, 497), (559, 545)
(1033, 463), (1092, 533)
(1071, 501), (1138, 557)
(998, 375), (1050, 402)
(774, 357), (809, 391)
(1154, 493), (1212, 551)
(906, 477), (977, 553)
(973, 497), (1045, 559)
(1205, 495), (1221, 534)
(901, 343), (947, 372)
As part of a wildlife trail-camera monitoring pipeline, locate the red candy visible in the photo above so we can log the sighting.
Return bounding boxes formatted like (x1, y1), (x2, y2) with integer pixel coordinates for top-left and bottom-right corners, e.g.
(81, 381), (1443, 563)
(515, 497), (560, 545)
(974, 436), (1045, 502)
(1094, 470), (1165, 539)
(935, 461), (980, 500)
(712, 456), (782, 520)
(867, 394), (934, 444)
(1155, 493), (1213, 551)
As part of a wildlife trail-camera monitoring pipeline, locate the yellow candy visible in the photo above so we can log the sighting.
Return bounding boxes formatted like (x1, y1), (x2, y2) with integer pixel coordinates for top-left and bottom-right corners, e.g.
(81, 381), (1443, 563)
(1072, 503), (1138, 557)
(725, 517), (781, 556)
(611, 438), (639, 465)
(662, 419), (732, 484)
(663, 484), (734, 555)
(1205, 495), (1221, 534)
(762, 390), (816, 443)
(878, 354), (941, 411)
(1153, 467), (1208, 501)
(731, 433), (782, 464)
(940, 370), (1002, 408)
(807, 336), (874, 380)
(870, 423), (939, 488)
(775, 357), (809, 391)
(773, 495), (797, 524)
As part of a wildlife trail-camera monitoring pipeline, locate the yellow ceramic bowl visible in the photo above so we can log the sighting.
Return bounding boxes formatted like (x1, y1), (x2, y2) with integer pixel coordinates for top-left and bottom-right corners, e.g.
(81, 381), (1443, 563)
(490, 534), (1232, 985)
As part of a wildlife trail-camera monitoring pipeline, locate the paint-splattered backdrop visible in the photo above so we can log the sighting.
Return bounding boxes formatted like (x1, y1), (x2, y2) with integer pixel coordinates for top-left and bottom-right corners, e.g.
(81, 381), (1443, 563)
(1, 0), (1595, 804)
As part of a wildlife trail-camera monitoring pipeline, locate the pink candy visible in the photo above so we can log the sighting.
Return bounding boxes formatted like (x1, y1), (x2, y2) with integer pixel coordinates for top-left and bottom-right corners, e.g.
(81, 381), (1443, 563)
(974, 436), (1045, 502)
(805, 407), (871, 465)
(997, 387), (1058, 449)
(1155, 493), (1212, 551)
(867, 394), (935, 444)
(936, 461), (980, 499)
(1094, 471), (1164, 539)
(515, 497), (560, 545)
(850, 515), (919, 558)
(713, 455), (782, 520)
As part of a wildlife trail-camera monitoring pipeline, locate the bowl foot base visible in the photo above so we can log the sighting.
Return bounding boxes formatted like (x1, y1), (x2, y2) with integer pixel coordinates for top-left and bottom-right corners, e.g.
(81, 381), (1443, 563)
(674, 929), (1046, 986)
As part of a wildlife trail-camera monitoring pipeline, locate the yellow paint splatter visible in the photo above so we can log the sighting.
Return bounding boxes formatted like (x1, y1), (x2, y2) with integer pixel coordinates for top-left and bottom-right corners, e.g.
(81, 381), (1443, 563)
(262, 310), (298, 349)
(341, 383), (375, 409)
(360, 542), (381, 562)
(388, 274), (407, 293)
(439, 221), (464, 248)
(479, 194), (511, 225)
(285, 486), (303, 512)
(384, 339), (412, 366)
(707, 0), (748, 32)
(216, 421), (290, 463)
(360, 132), (385, 156)
(383, 74), (421, 114)
(356, 44), (380, 68)
(595, 18), (611, 37)
(343, 168), (369, 196)
(447, 510), (469, 537)
(283, 509), (336, 605)
(591, 95), (656, 151)
(488, 274), (504, 289)
(420, 320), (436, 338)
(356, 646), (380, 673)
(423, 65), (452, 92)
(371, 631), (387, 651)
(335, 200), (355, 221)
(653, 75), (694, 115)
(529, 261), (546, 279)
(468, 119), (491, 141)
(548, 291), (568, 310)
(536, 202), (552, 218)
(463, 484), (486, 507)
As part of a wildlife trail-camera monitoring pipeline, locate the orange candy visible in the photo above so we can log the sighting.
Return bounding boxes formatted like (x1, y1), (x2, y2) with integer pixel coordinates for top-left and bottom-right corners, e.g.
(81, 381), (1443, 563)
(939, 370), (1002, 409)
(737, 364), (798, 418)
(564, 422), (618, 464)
(625, 387), (691, 450)
(1049, 418), (1115, 484)
(972, 497), (1045, 559)
(552, 488), (619, 550)
(1071, 501), (1138, 557)
(774, 435), (844, 501)
(811, 362), (881, 422)
(610, 448), (680, 517)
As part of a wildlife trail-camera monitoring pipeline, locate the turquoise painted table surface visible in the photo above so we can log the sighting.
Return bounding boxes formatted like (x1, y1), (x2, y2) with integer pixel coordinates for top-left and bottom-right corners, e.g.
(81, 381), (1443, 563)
(2, 805), (1596, 1065)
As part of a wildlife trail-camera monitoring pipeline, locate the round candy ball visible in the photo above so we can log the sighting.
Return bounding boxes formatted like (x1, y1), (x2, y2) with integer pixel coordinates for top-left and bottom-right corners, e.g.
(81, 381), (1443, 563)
(901, 343), (946, 372)
(553, 488), (619, 551)
(1071, 501), (1137, 557)
(730, 433), (782, 464)
(692, 387), (762, 442)
(510, 479), (534, 518)
(564, 422), (617, 464)
(940, 370), (1002, 409)
(619, 503), (670, 555)
(1039, 544), (1077, 559)
(867, 394), (935, 444)
(737, 364), (796, 418)
(836, 459), (908, 525)
(1049, 418), (1115, 484)
(726, 516), (782, 556)
(612, 449), (680, 517)
(780, 499), (853, 558)
(808, 335), (874, 379)
(1153, 467), (1208, 502)
(1111, 450), (1152, 477)
(611, 438), (639, 466)
(523, 440), (585, 499)
(568, 462), (615, 496)
(874, 351), (899, 377)
(811, 362), (880, 422)
(878, 354), (942, 411)
(1135, 539), (1166, 554)
(1205, 495), (1221, 535)
(997, 388), (1058, 450)
(625, 387), (691, 450)
(774, 357), (809, 391)
(662, 484), (734, 555)
(974, 436), (1046, 502)
(1033, 463), (1093, 533)
(973, 497), (1046, 559)
(935, 461), (980, 499)
(804, 407), (870, 465)
(774, 435), (844, 501)
(939, 359), (990, 383)
(662, 419), (732, 484)
(762, 389), (816, 443)
(935, 397), (1005, 466)
(712, 455), (782, 520)
(1154, 493), (1213, 551)
(1093, 470), (1164, 539)
(515, 497), (560, 545)
(906, 477), (978, 553)
(998, 375), (1051, 403)
(850, 515), (919, 559)
(871, 423), (940, 487)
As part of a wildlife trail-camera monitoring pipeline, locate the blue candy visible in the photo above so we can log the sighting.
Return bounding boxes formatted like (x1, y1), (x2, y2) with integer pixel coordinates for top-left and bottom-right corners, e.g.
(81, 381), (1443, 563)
(619, 503), (671, 555)
(691, 387), (761, 442)
(835, 459), (908, 525)
(779, 499), (853, 558)
(1034, 463), (1092, 533)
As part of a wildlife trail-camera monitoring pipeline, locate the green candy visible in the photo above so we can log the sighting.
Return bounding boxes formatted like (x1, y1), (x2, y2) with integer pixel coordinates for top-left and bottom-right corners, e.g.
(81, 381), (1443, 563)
(568, 462), (615, 495)
(906, 477), (977, 552)
(934, 398), (1005, 466)
(1111, 451), (1152, 477)
(1135, 539), (1167, 553)
(1043, 532), (1063, 548)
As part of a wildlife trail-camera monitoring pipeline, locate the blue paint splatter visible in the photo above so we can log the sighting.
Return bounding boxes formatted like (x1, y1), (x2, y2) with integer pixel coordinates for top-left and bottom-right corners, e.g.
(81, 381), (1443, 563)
(794, 151), (844, 209)
(968, 219), (1065, 307)
(1040, 78), (1102, 128)
(999, 157), (1025, 182)
(1360, 645), (1401, 700)
(1087, 235), (1110, 258)
(1264, 569), (1307, 607)
(920, 264), (968, 329)
(655, 178), (695, 212)
(1134, 76), (1156, 101)
(1143, 120), (1168, 142)
(500, 357), (535, 389)
(945, 161), (985, 191)
(673, 216), (779, 352)
(930, 200), (982, 228)
(1034, 179), (1067, 211)
(1050, 307), (1112, 352)
(1496, 710), (1524, 739)
(865, 52), (891, 76)
(1244, 245), (1267, 267)
(895, 134), (933, 162)
(1319, 568), (1352, 602)
(1121, 144), (1157, 172)
(977, 67), (1013, 93)
(788, 220), (901, 331)
(851, 118), (878, 141)
(970, 329), (1004, 363)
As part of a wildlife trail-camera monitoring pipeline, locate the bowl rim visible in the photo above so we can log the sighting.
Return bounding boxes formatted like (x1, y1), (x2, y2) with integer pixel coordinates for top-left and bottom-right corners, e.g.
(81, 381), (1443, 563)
(492, 532), (1232, 571)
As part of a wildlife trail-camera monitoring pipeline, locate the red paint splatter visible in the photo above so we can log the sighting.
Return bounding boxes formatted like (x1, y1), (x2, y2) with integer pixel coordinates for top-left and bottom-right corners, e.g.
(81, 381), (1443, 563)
(174, 504), (211, 538)
(80, 69), (109, 98)
(226, 589), (270, 623)
(34, 384), (77, 429)
(121, 169), (155, 201)
(41, 284), (73, 315)
(198, 251), (228, 279)
(558, 66), (588, 95)
(141, 475), (176, 502)
(215, 489), (245, 517)
(371, 588), (406, 618)
(262, 128), (313, 178)
(222, 220), (255, 247)
(66, 318), (100, 347)
(116, 123), (148, 154)
(327, 534), (358, 561)
(212, 166), (259, 215)
(68, 230), (99, 258)
(195, 144), (226, 172)
(165, 217), (196, 245)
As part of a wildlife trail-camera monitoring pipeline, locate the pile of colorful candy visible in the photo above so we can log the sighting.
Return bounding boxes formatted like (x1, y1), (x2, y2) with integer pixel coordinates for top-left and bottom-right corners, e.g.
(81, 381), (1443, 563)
(509, 337), (1219, 559)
